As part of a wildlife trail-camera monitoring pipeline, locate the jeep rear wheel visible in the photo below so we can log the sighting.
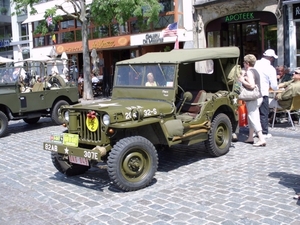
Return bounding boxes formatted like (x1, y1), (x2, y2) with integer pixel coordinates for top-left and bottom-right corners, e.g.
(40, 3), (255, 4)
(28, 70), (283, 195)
(205, 113), (232, 157)
(108, 136), (158, 191)
(23, 117), (40, 124)
(0, 111), (8, 138)
(51, 100), (69, 124)
(51, 152), (90, 176)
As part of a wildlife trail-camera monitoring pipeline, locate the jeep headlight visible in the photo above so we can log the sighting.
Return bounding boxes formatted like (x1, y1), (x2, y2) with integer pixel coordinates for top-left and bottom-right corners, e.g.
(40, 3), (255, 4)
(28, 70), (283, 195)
(63, 111), (69, 122)
(102, 114), (110, 125)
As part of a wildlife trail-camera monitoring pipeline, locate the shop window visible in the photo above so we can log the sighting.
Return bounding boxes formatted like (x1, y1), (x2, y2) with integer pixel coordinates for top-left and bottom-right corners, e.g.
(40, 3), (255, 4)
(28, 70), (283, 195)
(153, 15), (174, 30)
(20, 23), (29, 41)
(61, 31), (74, 43)
(61, 20), (75, 29)
(130, 21), (140, 33)
(34, 36), (45, 47)
(75, 30), (82, 41)
(296, 22), (300, 66)
(207, 31), (220, 47)
(159, 0), (173, 13)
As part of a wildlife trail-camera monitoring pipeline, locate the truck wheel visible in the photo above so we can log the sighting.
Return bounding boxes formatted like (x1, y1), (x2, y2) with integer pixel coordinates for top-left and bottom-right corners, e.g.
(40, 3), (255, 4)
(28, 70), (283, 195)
(51, 152), (90, 176)
(108, 136), (158, 191)
(23, 117), (40, 124)
(0, 111), (8, 138)
(51, 100), (69, 125)
(205, 113), (232, 157)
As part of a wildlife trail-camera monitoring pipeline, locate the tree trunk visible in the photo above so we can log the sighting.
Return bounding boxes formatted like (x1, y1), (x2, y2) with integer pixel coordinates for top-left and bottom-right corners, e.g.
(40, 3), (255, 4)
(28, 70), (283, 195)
(80, 0), (93, 100)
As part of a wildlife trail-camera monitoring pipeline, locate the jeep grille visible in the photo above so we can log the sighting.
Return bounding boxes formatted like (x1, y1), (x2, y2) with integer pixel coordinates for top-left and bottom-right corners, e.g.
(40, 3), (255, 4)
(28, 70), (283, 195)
(77, 111), (101, 142)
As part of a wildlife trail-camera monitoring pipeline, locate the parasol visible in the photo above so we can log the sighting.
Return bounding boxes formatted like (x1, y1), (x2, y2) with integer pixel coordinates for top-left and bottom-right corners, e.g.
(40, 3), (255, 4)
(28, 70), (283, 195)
(61, 52), (69, 76)
(0, 56), (13, 64)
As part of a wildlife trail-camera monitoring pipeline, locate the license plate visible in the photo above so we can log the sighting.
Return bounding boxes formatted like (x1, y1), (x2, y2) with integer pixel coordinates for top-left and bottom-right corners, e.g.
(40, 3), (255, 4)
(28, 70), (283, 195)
(69, 155), (89, 166)
(50, 134), (62, 143)
(63, 133), (79, 147)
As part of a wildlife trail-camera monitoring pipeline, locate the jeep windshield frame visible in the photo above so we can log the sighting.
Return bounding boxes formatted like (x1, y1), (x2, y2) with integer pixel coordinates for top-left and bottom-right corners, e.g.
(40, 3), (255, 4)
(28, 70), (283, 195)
(114, 64), (175, 88)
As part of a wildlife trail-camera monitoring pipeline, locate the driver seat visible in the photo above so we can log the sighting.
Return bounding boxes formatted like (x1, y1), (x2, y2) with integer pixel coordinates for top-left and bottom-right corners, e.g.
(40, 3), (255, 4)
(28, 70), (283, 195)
(177, 90), (207, 122)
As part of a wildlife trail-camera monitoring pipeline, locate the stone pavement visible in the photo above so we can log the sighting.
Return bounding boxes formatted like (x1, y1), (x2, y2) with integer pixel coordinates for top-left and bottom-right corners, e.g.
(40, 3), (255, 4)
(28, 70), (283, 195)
(0, 108), (300, 225)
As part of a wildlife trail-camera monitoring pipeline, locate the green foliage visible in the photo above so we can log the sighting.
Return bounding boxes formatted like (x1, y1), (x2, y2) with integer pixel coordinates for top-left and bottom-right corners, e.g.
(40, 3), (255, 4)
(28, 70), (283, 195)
(12, 0), (39, 15)
(90, 0), (160, 28)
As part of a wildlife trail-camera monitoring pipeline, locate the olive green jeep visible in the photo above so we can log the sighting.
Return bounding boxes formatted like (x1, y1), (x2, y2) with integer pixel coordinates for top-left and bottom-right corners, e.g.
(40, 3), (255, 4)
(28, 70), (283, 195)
(0, 60), (79, 137)
(43, 47), (240, 191)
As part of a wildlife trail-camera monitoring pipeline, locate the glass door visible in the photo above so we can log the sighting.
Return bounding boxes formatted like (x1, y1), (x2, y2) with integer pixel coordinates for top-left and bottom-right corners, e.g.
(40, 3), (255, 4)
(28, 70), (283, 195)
(220, 21), (260, 64)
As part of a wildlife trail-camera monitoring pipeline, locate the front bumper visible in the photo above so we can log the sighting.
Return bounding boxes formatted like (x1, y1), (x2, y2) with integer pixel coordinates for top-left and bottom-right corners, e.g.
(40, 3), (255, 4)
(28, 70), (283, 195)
(43, 142), (108, 162)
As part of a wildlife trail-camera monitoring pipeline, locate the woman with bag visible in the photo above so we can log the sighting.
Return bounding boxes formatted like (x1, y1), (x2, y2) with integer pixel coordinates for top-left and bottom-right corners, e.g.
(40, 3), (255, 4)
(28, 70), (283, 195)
(238, 54), (266, 147)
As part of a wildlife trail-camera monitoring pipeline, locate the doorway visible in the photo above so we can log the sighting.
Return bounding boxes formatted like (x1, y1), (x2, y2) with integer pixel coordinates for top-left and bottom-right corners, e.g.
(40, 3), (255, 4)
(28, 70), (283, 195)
(206, 11), (277, 64)
(222, 21), (260, 59)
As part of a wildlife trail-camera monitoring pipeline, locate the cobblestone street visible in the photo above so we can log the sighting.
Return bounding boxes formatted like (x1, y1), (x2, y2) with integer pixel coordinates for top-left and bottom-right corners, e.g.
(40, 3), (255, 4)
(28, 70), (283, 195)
(0, 116), (300, 225)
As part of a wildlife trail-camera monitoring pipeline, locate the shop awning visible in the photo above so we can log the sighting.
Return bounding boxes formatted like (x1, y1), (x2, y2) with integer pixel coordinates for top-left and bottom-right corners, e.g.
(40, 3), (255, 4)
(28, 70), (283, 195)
(22, 14), (45, 24)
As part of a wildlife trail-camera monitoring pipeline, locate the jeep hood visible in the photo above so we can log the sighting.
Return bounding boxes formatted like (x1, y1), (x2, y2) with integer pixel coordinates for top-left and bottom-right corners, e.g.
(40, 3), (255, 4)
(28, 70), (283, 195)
(70, 98), (175, 117)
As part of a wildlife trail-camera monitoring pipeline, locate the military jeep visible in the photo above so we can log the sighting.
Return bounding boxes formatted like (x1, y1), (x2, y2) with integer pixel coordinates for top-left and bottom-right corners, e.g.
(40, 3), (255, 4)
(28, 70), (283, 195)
(43, 47), (240, 191)
(0, 60), (79, 137)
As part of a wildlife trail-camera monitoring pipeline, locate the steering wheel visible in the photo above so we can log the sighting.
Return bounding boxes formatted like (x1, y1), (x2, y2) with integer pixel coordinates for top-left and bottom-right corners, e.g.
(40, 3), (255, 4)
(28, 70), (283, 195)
(175, 85), (185, 110)
(176, 85), (185, 101)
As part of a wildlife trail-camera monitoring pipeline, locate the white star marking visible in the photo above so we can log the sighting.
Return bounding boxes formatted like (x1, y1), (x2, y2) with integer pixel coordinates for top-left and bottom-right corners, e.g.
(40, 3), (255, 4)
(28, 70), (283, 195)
(64, 147), (69, 154)
(232, 97), (237, 104)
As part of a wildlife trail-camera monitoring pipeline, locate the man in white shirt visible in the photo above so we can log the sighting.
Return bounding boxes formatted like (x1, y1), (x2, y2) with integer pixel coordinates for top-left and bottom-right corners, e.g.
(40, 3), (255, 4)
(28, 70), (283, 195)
(254, 49), (278, 138)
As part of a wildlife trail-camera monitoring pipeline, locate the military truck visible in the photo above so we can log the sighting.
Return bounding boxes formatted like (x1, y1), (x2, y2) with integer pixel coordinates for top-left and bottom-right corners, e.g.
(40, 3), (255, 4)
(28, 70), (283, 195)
(43, 47), (240, 191)
(0, 60), (79, 137)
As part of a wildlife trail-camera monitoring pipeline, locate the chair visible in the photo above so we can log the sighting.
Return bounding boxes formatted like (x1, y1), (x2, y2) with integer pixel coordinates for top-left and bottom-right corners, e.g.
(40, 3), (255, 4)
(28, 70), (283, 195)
(271, 95), (300, 129)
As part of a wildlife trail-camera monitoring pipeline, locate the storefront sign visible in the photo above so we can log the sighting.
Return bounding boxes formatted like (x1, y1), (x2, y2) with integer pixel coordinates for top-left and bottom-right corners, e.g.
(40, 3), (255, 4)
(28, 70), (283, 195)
(143, 33), (163, 44)
(225, 12), (255, 22)
(293, 3), (300, 19)
(0, 39), (10, 48)
(56, 36), (130, 54)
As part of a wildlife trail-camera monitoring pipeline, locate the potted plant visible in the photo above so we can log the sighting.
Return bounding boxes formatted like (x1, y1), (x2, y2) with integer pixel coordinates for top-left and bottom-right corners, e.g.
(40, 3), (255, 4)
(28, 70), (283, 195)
(1, 7), (7, 15)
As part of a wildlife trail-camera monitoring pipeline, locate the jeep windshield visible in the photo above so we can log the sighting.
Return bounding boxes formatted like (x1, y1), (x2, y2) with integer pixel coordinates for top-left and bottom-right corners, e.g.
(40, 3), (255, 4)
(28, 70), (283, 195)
(115, 64), (175, 88)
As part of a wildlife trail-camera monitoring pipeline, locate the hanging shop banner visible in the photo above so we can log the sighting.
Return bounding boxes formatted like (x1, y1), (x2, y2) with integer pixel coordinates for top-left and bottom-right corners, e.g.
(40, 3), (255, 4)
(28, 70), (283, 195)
(56, 36), (130, 54)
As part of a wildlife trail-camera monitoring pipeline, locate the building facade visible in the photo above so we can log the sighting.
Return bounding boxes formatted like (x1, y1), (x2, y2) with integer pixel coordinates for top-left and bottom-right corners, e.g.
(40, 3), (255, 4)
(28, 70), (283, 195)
(193, 0), (281, 65)
(12, 0), (300, 73)
(282, 0), (300, 69)
(11, 0), (193, 82)
(0, 0), (13, 59)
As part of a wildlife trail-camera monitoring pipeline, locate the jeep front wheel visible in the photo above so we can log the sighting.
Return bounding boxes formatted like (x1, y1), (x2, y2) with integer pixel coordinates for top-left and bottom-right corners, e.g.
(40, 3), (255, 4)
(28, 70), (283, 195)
(51, 100), (69, 124)
(51, 152), (90, 176)
(108, 136), (158, 191)
(0, 111), (8, 138)
(205, 113), (232, 157)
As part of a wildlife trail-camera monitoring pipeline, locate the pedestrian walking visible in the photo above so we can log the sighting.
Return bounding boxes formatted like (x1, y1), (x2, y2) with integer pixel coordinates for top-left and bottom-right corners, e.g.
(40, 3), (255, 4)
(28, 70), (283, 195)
(254, 49), (278, 138)
(239, 54), (266, 147)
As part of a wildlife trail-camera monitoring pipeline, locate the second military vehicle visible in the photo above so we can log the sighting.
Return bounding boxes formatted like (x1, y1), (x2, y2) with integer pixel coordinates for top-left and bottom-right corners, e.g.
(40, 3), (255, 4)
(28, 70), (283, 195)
(0, 59), (79, 137)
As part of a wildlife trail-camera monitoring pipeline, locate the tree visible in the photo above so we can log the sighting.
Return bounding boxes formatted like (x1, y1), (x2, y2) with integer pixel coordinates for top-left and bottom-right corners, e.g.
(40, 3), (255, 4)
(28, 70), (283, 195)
(12, 0), (161, 100)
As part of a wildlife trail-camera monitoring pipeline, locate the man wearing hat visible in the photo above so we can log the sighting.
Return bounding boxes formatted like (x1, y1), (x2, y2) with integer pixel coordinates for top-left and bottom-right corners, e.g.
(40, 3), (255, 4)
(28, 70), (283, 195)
(254, 49), (278, 138)
(269, 68), (300, 109)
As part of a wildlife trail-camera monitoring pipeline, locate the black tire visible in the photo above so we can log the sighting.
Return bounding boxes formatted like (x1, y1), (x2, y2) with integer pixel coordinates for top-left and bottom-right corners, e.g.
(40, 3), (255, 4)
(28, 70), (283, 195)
(51, 152), (90, 176)
(0, 111), (8, 138)
(51, 100), (69, 125)
(107, 136), (158, 191)
(205, 113), (232, 157)
(23, 117), (40, 124)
